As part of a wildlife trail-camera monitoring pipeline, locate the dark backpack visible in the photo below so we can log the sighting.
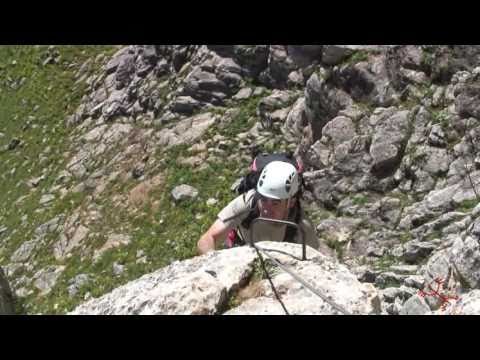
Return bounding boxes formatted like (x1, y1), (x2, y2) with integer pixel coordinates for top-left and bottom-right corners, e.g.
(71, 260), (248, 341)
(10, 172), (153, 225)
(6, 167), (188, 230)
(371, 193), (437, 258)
(226, 150), (304, 248)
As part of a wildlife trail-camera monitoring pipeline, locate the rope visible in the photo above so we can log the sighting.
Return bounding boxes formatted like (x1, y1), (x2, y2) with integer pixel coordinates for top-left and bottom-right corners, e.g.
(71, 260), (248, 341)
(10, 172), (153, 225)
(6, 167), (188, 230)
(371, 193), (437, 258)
(252, 244), (352, 315)
(246, 217), (350, 315)
(253, 246), (290, 315)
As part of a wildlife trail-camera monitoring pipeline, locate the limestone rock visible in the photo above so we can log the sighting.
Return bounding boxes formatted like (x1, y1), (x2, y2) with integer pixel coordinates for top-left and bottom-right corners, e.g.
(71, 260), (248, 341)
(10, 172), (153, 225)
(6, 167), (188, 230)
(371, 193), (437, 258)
(70, 242), (380, 315)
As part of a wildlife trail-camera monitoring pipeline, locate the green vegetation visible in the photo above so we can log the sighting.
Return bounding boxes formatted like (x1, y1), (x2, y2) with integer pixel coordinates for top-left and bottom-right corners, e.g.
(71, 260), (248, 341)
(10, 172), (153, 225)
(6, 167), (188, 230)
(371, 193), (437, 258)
(457, 199), (478, 213)
(398, 232), (413, 244)
(373, 254), (396, 271)
(0, 45), (117, 313)
(344, 50), (370, 65)
(12, 84), (271, 314)
(324, 235), (345, 261)
(431, 109), (450, 129)
(424, 229), (442, 242)
(352, 194), (369, 206)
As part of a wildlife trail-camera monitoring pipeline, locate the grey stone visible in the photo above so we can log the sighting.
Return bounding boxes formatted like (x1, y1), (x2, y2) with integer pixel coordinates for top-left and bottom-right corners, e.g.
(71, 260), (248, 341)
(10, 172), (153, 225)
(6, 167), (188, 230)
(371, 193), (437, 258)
(35, 216), (62, 238)
(353, 265), (379, 283)
(403, 241), (437, 264)
(232, 45), (269, 77)
(375, 272), (407, 288)
(420, 252), (459, 311)
(105, 47), (132, 75)
(232, 87), (253, 101)
(321, 116), (356, 146)
(398, 184), (460, 231)
(206, 198), (218, 206)
(171, 184), (199, 202)
(259, 45), (297, 88)
(333, 56), (398, 107)
(183, 68), (229, 104)
(71, 242), (380, 315)
(39, 194), (55, 205)
(316, 217), (362, 246)
(215, 57), (243, 89)
(449, 232), (480, 289)
(156, 112), (216, 149)
(10, 239), (39, 263)
(287, 46), (323, 68)
(287, 71), (304, 86)
(253, 87), (266, 96)
(53, 225), (90, 260)
(455, 84), (480, 119)
(422, 146), (451, 177)
(385, 299), (402, 315)
(404, 275), (425, 289)
(0, 267), (14, 314)
(15, 287), (33, 299)
(428, 124), (447, 147)
(113, 262), (125, 276)
(432, 86), (445, 107)
(171, 96), (202, 115)
(382, 287), (403, 303)
(33, 266), (66, 296)
(369, 110), (410, 178)
(428, 289), (480, 315)
(258, 90), (297, 113)
(399, 294), (430, 315)
(367, 246), (385, 258)
(304, 72), (353, 140)
(27, 174), (46, 188)
(115, 53), (135, 88)
(322, 45), (354, 65)
(68, 274), (90, 297)
(389, 265), (419, 275)
(283, 97), (307, 141)
(93, 233), (132, 260)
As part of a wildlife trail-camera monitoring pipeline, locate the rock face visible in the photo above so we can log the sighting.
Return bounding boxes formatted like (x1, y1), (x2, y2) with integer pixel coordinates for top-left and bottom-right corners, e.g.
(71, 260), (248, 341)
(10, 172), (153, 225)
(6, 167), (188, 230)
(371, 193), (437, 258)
(399, 294), (430, 315)
(0, 267), (15, 314)
(6, 45), (480, 315)
(369, 110), (410, 178)
(431, 290), (480, 315)
(70, 242), (380, 315)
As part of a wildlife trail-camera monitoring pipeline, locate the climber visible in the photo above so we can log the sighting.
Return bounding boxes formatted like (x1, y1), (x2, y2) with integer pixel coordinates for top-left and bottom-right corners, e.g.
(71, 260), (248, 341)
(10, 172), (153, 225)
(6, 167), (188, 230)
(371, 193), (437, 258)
(197, 160), (320, 255)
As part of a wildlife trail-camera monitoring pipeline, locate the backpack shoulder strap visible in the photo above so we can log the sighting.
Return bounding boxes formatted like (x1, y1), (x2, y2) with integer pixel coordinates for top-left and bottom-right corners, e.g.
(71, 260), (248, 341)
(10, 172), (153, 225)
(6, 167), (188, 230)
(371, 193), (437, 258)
(283, 199), (302, 243)
(240, 191), (261, 229)
(220, 191), (257, 224)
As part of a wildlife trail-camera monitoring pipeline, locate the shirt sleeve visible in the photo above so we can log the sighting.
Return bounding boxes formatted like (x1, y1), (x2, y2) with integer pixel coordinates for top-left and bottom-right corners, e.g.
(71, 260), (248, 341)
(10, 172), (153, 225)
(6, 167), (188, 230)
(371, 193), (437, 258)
(217, 190), (255, 229)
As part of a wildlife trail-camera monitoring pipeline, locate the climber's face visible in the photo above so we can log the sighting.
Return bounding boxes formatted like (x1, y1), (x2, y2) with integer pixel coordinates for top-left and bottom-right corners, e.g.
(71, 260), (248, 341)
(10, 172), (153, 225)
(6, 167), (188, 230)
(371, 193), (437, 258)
(258, 196), (289, 220)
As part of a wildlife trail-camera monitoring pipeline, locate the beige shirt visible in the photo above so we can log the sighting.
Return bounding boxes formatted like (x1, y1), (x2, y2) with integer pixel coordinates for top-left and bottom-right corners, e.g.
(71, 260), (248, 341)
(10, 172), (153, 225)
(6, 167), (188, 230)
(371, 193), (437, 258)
(217, 189), (320, 249)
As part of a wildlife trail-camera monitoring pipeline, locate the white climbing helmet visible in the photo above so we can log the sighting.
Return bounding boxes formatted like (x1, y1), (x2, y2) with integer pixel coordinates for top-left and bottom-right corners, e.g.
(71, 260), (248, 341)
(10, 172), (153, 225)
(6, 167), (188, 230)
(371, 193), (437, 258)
(257, 161), (300, 200)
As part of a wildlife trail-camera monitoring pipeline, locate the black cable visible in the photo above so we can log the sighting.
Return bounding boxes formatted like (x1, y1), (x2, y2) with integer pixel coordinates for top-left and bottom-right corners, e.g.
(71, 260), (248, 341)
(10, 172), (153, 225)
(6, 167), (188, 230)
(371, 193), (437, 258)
(253, 245), (290, 315)
(256, 245), (351, 315)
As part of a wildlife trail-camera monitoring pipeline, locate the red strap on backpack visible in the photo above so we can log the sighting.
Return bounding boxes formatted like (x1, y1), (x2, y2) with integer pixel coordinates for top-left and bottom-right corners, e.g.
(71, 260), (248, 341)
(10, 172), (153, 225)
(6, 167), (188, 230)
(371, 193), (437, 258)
(226, 229), (237, 248)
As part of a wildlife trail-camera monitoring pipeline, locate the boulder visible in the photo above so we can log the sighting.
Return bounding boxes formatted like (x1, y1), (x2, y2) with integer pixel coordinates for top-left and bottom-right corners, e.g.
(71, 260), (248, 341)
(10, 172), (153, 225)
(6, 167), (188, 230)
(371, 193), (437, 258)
(32, 266), (66, 296)
(304, 72), (353, 141)
(0, 267), (15, 314)
(369, 110), (410, 178)
(70, 242), (380, 315)
(171, 184), (199, 201)
(399, 294), (430, 315)
(431, 290), (480, 315)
